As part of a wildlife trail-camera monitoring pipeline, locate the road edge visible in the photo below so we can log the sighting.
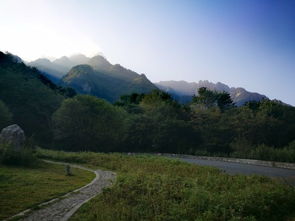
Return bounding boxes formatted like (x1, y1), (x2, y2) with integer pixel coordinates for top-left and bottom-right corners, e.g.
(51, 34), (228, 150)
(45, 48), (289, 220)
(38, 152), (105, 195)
(162, 153), (295, 170)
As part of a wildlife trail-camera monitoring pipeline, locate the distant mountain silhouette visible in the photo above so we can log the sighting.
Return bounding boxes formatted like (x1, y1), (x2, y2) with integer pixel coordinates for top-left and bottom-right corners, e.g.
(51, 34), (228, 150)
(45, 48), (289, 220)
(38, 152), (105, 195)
(155, 80), (267, 106)
(29, 54), (157, 102)
(29, 55), (267, 105)
(28, 54), (90, 81)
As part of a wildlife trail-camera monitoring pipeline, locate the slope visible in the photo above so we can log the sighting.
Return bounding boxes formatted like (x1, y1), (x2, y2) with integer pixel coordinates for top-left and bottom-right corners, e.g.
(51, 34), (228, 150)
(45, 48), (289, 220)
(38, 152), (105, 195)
(0, 52), (70, 145)
(62, 64), (157, 102)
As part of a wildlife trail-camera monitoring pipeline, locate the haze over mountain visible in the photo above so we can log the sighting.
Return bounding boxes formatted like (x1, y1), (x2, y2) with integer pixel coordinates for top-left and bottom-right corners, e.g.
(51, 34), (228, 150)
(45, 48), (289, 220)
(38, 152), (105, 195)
(28, 54), (91, 81)
(29, 54), (157, 102)
(28, 54), (273, 105)
(156, 80), (267, 106)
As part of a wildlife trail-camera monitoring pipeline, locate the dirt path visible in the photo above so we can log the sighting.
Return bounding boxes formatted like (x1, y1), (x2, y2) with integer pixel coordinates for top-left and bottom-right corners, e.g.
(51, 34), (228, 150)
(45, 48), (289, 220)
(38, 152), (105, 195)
(8, 160), (116, 221)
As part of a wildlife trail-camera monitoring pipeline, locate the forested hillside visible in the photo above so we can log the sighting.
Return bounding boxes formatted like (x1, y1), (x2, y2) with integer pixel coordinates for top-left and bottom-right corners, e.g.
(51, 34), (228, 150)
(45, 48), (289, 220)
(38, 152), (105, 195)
(0, 52), (75, 146)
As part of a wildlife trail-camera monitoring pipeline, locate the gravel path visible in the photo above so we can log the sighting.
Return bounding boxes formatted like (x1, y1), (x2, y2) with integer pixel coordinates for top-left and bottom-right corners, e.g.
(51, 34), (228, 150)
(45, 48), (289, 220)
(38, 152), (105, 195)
(9, 160), (116, 221)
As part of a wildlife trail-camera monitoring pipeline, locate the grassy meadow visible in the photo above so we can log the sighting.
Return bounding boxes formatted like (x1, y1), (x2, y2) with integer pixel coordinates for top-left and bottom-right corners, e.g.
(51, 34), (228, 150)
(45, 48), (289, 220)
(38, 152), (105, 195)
(37, 148), (295, 221)
(0, 161), (94, 220)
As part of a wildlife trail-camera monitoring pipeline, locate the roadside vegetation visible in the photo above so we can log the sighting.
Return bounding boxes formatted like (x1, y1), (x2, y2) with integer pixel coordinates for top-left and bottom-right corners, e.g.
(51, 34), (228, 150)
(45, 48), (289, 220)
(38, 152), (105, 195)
(37, 148), (295, 221)
(230, 142), (295, 163)
(195, 141), (295, 163)
(0, 143), (38, 167)
(0, 160), (94, 219)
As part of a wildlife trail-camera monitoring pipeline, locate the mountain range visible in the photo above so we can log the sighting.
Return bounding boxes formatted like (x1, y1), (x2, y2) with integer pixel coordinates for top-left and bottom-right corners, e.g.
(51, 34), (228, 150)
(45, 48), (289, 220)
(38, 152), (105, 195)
(155, 80), (267, 106)
(28, 54), (90, 80)
(29, 54), (267, 105)
(28, 55), (157, 102)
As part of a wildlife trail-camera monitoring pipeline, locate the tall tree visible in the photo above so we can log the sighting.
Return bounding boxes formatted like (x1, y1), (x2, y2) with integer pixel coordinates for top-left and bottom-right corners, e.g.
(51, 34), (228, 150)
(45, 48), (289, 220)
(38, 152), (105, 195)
(192, 87), (234, 111)
(192, 87), (217, 108)
(52, 95), (128, 151)
(216, 92), (234, 111)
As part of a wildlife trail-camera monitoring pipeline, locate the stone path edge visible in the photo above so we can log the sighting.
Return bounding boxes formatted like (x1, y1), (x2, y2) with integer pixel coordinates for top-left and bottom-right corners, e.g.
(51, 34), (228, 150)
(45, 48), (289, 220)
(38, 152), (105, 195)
(5, 159), (114, 221)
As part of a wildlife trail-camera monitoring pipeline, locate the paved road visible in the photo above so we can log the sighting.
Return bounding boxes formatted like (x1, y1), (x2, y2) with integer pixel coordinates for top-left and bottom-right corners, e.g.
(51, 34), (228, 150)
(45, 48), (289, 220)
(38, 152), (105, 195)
(8, 160), (116, 221)
(176, 157), (295, 185)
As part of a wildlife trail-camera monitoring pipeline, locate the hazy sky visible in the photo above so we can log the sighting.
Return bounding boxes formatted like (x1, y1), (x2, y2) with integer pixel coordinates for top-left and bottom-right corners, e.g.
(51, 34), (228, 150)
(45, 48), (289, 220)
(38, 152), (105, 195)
(1, 0), (294, 105)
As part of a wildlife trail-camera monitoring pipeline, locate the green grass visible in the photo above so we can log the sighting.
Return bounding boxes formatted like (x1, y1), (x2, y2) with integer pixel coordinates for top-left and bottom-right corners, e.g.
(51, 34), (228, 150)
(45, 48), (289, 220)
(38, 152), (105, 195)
(0, 161), (94, 220)
(37, 148), (295, 221)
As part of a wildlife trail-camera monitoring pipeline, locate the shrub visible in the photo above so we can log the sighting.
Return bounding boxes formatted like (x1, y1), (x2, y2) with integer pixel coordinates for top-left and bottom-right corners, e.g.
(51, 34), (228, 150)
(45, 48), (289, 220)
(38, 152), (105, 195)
(231, 141), (295, 163)
(249, 144), (295, 163)
(0, 143), (38, 167)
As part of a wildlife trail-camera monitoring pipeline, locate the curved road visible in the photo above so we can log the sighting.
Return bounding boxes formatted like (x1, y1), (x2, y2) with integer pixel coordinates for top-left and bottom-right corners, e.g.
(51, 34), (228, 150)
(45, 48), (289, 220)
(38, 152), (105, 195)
(8, 160), (116, 221)
(176, 157), (295, 185)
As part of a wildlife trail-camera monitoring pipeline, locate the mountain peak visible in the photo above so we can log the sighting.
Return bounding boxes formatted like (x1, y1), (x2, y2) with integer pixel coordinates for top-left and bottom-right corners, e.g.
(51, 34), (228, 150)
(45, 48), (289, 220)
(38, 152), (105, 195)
(88, 55), (112, 71)
(69, 54), (89, 64)
(155, 80), (267, 106)
(62, 62), (156, 102)
(31, 58), (51, 64)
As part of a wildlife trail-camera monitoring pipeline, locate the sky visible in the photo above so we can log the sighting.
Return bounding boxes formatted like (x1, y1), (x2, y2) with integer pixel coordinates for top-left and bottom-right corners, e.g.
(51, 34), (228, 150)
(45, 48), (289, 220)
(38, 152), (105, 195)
(0, 0), (295, 105)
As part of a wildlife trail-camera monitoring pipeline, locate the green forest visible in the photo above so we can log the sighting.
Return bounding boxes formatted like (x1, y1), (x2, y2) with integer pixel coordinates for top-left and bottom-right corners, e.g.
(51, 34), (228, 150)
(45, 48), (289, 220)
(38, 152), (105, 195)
(1, 52), (295, 162)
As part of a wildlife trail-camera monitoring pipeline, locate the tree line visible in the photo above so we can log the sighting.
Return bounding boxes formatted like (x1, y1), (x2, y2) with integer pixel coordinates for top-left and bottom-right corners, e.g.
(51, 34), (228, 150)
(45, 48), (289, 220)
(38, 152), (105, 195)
(1, 51), (294, 162)
(50, 89), (295, 162)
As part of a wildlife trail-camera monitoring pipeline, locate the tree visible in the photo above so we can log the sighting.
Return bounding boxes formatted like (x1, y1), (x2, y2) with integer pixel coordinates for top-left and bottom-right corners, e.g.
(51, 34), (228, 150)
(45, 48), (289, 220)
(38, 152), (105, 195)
(122, 90), (199, 153)
(116, 93), (145, 106)
(192, 87), (217, 108)
(190, 107), (234, 153)
(216, 92), (234, 111)
(140, 90), (186, 120)
(115, 93), (145, 114)
(192, 87), (234, 111)
(52, 95), (128, 151)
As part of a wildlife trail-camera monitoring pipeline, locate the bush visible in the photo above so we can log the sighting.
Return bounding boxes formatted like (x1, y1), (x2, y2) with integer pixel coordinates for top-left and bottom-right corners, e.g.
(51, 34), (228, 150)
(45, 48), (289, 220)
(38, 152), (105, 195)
(230, 141), (295, 163)
(0, 143), (38, 167)
(249, 144), (295, 163)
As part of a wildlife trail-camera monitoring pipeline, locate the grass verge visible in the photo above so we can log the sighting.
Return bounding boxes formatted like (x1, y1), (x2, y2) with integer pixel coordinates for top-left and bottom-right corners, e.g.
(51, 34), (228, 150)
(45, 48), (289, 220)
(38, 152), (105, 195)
(0, 161), (94, 220)
(37, 148), (295, 221)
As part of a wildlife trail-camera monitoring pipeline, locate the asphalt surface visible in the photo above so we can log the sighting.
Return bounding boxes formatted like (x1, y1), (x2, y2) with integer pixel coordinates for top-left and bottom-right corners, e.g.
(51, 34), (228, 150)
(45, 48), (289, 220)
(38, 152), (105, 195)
(176, 157), (295, 185)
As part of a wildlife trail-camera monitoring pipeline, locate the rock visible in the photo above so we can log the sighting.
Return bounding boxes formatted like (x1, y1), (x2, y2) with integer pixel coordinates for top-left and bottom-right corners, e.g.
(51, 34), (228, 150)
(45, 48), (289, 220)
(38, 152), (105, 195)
(0, 124), (25, 151)
(65, 165), (73, 176)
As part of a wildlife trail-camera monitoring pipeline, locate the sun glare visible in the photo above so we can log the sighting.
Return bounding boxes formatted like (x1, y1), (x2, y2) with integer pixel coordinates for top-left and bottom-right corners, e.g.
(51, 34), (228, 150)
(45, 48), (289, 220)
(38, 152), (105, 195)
(0, 25), (101, 61)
